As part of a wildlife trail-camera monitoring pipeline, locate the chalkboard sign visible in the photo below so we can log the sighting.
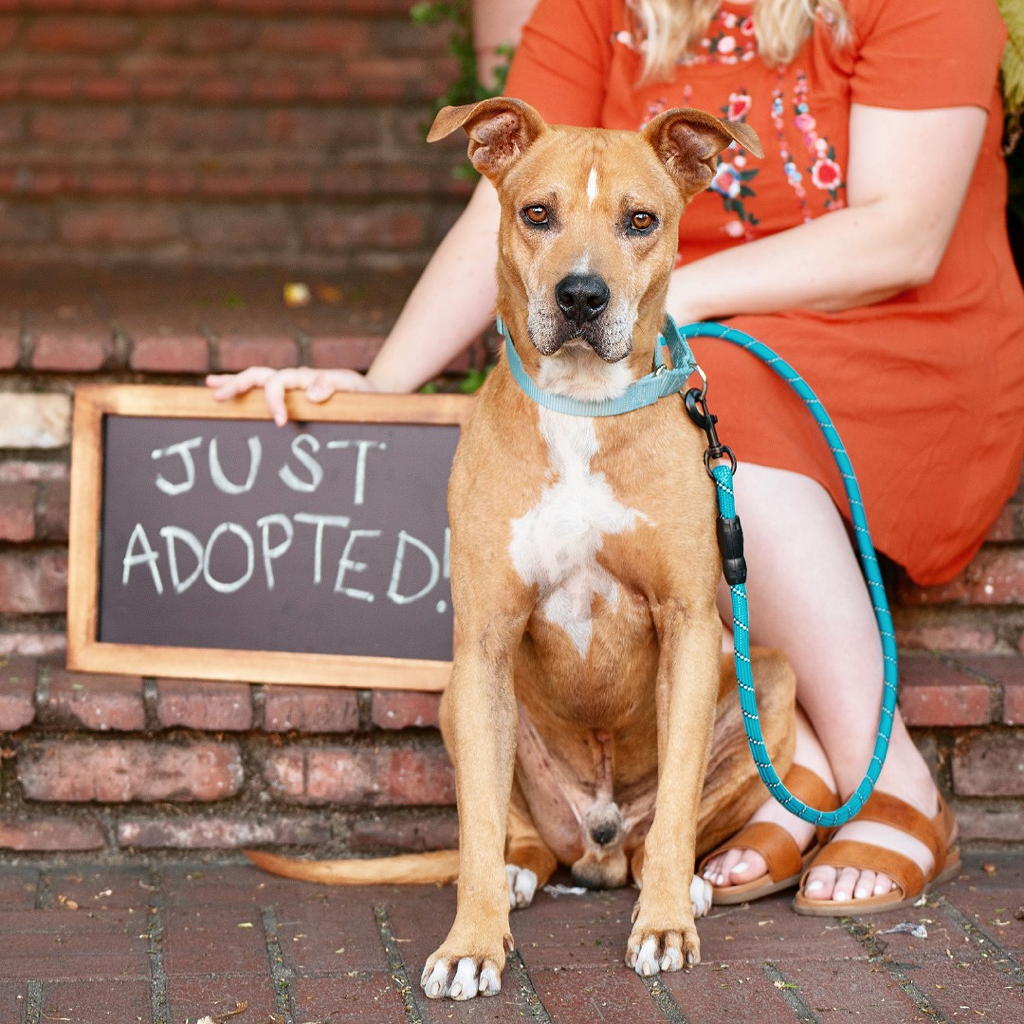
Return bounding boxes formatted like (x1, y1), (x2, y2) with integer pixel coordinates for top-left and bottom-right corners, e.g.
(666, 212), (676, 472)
(67, 386), (473, 690)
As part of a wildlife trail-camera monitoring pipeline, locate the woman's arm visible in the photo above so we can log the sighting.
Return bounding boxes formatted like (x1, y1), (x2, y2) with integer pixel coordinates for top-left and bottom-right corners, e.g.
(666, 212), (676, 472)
(667, 103), (988, 321)
(207, 179), (501, 423)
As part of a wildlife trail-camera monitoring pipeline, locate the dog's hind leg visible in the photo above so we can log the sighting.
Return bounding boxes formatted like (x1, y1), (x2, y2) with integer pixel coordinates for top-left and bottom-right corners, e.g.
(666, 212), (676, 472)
(505, 781), (558, 909)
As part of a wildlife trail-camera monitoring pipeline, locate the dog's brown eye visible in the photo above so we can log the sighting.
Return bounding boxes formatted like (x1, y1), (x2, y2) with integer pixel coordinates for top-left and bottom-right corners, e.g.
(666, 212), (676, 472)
(522, 205), (549, 226)
(629, 211), (656, 232)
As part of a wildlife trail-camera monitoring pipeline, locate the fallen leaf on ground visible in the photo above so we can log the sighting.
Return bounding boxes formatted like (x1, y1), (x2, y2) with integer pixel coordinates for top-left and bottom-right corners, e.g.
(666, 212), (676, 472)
(284, 282), (311, 307)
(879, 922), (928, 938)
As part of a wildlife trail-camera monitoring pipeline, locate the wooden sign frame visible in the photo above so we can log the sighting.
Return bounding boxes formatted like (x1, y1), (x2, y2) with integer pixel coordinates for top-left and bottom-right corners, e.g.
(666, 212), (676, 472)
(67, 385), (474, 692)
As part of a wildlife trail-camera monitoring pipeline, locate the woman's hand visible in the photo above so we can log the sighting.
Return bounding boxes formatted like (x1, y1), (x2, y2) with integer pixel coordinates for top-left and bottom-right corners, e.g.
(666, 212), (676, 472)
(205, 366), (378, 426)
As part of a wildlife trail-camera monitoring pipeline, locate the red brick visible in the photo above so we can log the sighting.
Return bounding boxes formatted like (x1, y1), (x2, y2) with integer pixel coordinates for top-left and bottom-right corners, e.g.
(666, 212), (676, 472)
(304, 205), (426, 251)
(139, 107), (262, 147)
(952, 730), (1024, 797)
(24, 74), (79, 100)
(31, 108), (133, 144)
(187, 203), (295, 249)
(117, 815), (329, 849)
(0, 818), (105, 851)
(985, 502), (1021, 541)
(893, 618), (998, 652)
(31, 330), (111, 372)
(43, 669), (145, 731)
(248, 75), (303, 102)
(0, 550), (67, 614)
(263, 685), (359, 733)
(348, 809), (457, 853)
(953, 803), (1024, 842)
(264, 108), (379, 147)
(0, 331), (19, 369)
(1006, 684), (1024, 725)
(370, 691), (441, 730)
(0, 204), (51, 244)
(215, 335), (298, 371)
(264, 743), (454, 805)
(141, 166), (197, 195)
(36, 479), (69, 541)
(0, 656), (37, 731)
(309, 335), (383, 372)
(900, 547), (1024, 606)
(178, 16), (256, 52)
(87, 168), (138, 195)
(897, 655), (994, 727)
(155, 679), (252, 731)
(80, 75), (134, 101)
(58, 203), (180, 245)
(18, 740), (243, 802)
(191, 75), (246, 102)
(255, 20), (369, 54)
(26, 17), (138, 51)
(0, 482), (35, 542)
(128, 333), (209, 373)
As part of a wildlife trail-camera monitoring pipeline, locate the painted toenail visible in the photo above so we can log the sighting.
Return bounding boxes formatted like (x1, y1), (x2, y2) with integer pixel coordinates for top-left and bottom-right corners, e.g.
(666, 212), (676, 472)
(833, 892), (849, 902)
(733, 861), (748, 874)
(855, 888), (869, 899)
(874, 881), (887, 894)
(805, 880), (823, 893)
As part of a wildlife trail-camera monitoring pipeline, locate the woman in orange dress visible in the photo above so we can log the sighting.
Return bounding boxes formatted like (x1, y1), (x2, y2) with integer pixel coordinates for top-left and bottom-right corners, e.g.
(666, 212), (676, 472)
(209, 0), (1024, 913)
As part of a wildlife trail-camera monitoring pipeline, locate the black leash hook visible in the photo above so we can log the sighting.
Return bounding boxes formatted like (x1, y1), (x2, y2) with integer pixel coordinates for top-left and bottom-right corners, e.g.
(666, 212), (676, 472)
(683, 387), (737, 477)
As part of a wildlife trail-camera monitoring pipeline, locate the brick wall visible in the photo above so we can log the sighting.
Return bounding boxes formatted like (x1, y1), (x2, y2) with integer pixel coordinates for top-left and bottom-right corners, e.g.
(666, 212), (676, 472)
(0, 0), (469, 271)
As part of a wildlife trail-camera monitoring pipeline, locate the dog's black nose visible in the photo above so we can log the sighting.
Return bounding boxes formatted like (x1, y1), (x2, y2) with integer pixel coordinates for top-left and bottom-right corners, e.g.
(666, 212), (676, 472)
(589, 822), (618, 846)
(555, 273), (610, 326)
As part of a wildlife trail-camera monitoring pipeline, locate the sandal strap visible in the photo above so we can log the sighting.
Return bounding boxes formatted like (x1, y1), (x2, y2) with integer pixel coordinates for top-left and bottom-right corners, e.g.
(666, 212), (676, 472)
(854, 791), (945, 865)
(697, 763), (839, 883)
(725, 821), (803, 882)
(785, 764), (839, 845)
(802, 839), (925, 899)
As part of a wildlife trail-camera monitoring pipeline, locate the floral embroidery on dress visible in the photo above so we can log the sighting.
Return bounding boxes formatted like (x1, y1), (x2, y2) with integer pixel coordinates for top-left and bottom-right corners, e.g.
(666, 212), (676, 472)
(712, 90), (760, 240)
(794, 71), (845, 210)
(698, 9), (757, 65)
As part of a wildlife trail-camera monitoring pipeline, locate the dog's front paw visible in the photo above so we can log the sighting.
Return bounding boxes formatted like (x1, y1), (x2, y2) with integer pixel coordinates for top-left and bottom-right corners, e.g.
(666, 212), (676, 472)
(421, 953), (503, 1000)
(506, 864), (538, 909)
(626, 910), (700, 977)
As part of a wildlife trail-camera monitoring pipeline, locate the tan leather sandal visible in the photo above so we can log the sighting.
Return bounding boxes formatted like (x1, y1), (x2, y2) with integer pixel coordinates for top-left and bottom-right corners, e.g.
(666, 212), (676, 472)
(792, 790), (960, 916)
(698, 764), (838, 905)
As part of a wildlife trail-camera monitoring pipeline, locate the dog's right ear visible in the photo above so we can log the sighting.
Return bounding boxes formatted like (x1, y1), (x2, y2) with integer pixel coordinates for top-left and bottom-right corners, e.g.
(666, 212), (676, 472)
(427, 97), (547, 182)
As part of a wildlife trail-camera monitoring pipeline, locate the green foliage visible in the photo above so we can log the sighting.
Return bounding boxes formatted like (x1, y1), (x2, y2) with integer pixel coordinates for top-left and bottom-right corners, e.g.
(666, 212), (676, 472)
(410, 1), (512, 113)
(998, 0), (1024, 118)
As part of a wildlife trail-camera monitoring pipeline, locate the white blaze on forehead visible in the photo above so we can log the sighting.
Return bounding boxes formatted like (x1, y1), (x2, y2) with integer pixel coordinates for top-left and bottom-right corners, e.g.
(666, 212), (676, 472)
(587, 166), (599, 206)
(509, 393), (649, 658)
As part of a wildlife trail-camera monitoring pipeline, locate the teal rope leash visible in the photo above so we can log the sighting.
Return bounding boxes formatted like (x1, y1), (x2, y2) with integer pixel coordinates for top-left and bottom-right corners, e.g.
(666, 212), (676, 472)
(677, 320), (898, 829)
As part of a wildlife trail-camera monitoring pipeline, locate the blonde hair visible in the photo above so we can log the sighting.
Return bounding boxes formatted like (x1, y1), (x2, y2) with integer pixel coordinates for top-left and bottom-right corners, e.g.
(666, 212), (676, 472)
(631, 0), (850, 80)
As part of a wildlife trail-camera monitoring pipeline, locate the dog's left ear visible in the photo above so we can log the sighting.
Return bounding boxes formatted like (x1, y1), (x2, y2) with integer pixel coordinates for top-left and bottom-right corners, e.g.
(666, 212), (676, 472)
(643, 108), (763, 202)
(426, 97), (547, 182)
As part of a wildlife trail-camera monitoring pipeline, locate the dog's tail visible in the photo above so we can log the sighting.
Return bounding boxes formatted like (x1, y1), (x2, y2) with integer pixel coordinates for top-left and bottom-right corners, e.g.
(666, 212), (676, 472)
(243, 848), (460, 885)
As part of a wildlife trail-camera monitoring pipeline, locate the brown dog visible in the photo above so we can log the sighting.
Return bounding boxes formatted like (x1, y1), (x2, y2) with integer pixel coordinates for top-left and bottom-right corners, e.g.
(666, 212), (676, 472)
(248, 98), (794, 1001)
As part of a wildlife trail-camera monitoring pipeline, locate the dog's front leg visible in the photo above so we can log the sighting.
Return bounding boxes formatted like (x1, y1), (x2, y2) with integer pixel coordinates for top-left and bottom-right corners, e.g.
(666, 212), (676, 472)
(421, 617), (523, 1001)
(628, 599), (721, 976)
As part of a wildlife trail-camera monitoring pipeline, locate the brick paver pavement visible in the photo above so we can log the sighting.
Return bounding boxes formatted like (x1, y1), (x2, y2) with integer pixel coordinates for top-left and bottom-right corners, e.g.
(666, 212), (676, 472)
(0, 852), (1020, 1024)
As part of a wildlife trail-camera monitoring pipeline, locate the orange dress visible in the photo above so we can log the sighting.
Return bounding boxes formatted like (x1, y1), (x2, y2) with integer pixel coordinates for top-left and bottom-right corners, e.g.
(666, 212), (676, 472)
(505, 0), (1024, 585)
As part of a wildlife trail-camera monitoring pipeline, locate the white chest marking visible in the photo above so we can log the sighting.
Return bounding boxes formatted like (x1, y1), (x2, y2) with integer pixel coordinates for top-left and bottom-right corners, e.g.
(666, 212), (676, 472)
(587, 166), (599, 206)
(509, 365), (648, 657)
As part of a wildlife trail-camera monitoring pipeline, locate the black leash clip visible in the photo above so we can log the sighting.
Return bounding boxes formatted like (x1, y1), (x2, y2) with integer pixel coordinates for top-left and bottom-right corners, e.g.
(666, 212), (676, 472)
(684, 387), (737, 477)
(683, 386), (747, 585)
